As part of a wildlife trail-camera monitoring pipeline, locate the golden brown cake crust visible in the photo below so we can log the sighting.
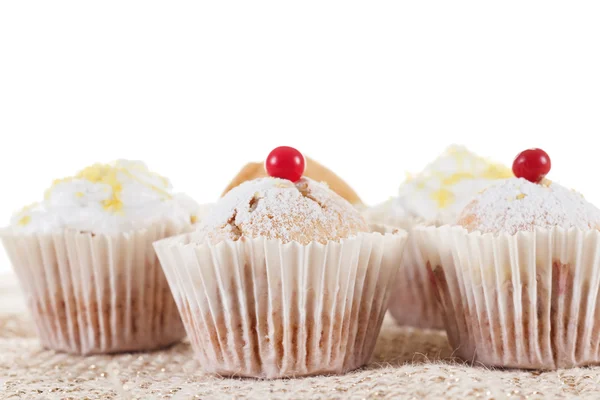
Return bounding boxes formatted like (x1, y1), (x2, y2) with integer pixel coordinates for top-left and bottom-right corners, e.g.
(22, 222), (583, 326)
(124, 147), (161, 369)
(222, 157), (363, 205)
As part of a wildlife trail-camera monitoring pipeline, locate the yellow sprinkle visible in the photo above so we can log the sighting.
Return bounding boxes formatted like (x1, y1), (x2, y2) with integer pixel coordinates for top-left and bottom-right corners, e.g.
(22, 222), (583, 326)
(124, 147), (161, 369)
(516, 193), (527, 200)
(541, 179), (552, 187)
(51, 178), (69, 188)
(482, 164), (513, 180)
(431, 189), (455, 208)
(190, 215), (198, 224)
(415, 180), (426, 190)
(442, 172), (475, 186)
(18, 215), (31, 226)
(131, 163), (149, 172)
(18, 203), (38, 213)
(573, 189), (584, 198)
(571, 188), (584, 198)
(102, 197), (123, 212)
(452, 151), (467, 167)
(447, 146), (469, 160)
(67, 163), (125, 211)
(76, 163), (119, 183)
(447, 146), (459, 155)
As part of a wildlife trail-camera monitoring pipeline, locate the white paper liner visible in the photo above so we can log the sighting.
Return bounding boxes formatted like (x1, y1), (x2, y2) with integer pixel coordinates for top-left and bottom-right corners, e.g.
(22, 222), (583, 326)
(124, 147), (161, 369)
(154, 225), (407, 379)
(363, 208), (444, 330)
(0, 222), (189, 355)
(415, 225), (600, 369)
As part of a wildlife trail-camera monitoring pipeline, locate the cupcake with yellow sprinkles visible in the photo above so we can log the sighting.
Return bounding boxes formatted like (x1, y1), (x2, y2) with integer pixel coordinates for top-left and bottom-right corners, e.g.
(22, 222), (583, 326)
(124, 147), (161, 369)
(1, 160), (199, 355)
(365, 145), (513, 329)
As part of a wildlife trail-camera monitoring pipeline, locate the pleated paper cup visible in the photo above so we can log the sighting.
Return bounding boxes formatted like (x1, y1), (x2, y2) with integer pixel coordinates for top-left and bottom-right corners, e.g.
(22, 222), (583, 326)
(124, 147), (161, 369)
(415, 225), (600, 369)
(154, 225), (407, 379)
(0, 222), (189, 355)
(363, 207), (444, 330)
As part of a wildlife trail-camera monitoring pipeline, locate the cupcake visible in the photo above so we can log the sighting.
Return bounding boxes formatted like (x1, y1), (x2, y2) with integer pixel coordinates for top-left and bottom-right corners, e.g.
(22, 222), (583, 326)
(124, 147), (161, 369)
(417, 148), (600, 369)
(154, 147), (407, 378)
(0, 160), (199, 355)
(365, 145), (512, 329)
(222, 151), (363, 206)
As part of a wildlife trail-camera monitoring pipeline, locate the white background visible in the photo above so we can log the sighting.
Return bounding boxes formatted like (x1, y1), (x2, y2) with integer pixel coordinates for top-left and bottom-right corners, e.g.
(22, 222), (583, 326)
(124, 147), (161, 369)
(1, 1), (599, 273)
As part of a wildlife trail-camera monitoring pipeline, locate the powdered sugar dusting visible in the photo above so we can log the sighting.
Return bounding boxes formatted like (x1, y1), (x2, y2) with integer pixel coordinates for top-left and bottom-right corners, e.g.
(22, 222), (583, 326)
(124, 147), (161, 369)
(197, 177), (370, 244)
(457, 178), (600, 234)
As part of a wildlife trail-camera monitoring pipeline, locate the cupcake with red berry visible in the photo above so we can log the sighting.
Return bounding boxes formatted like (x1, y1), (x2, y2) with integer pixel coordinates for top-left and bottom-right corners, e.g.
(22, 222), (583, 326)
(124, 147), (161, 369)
(223, 155), (363, 206)
(416, 148), (600, 369)
(365, 145), (513, 329)
(154, 146), (407, 378)
(0, 160), (199, 354)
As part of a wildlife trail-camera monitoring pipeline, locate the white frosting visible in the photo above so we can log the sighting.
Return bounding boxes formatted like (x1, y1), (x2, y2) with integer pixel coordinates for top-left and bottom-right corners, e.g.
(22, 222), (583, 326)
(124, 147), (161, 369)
(458, 178), (600, 235)
(388, 145), (513, 224)
(396, 178), (505, 223)
(9, 160), (199, 234)
(365, 198), (419, 222)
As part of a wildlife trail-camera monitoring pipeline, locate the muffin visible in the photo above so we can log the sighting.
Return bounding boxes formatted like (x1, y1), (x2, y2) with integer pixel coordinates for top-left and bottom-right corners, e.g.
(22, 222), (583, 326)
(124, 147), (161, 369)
(223, 155), (363, 205)
(155, 149), (407, 378)
(416, 150), (600, 369)
(365, 145), (512, 329)
(0, 160), (199, 355)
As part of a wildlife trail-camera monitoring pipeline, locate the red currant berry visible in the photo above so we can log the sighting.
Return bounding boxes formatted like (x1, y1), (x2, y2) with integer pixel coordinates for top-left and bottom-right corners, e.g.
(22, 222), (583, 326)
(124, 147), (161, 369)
(512, 148), (551, 183)
(265, 146), (306, 182)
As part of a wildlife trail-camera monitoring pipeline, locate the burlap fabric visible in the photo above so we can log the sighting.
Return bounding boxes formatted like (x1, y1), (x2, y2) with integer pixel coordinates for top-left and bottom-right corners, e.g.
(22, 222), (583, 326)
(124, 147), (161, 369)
(2, 275), (600, 399)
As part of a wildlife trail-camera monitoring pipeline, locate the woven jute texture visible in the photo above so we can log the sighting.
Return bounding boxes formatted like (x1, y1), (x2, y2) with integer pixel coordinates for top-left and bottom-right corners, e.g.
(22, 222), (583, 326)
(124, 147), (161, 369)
(2, 276), (600, 399)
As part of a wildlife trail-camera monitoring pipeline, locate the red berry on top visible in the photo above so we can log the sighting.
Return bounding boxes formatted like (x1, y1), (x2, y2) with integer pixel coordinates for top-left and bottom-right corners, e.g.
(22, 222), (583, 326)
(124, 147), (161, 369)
(265, 146), (306, 182)
(512, 148), (551, 183)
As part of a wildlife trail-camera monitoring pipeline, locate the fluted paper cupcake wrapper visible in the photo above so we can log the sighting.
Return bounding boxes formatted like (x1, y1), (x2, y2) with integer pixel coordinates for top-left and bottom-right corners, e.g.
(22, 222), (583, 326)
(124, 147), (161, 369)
(363, 209), (444, 330)
(0, 223), (188, 355)
(415, 225), (600, 369)
(154, 226), (407, 379)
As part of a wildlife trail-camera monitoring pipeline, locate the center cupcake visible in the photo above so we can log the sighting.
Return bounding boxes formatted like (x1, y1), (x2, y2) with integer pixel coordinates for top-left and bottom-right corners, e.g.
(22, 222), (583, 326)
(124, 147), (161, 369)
(154, 147), (408, 378)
